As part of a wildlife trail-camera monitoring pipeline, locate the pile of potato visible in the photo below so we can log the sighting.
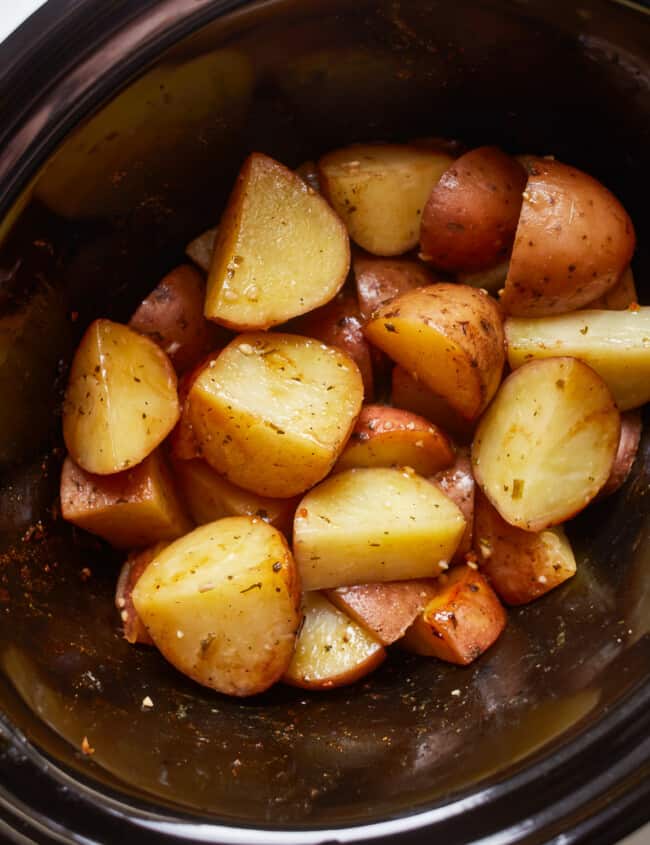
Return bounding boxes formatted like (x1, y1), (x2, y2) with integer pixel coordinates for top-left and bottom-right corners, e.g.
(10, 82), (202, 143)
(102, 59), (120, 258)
(60, 141), (646, 697)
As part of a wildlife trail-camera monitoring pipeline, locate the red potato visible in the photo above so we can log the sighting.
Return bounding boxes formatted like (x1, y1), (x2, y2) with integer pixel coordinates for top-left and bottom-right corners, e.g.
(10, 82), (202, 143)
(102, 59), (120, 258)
(115, 545), (168, 645)
(474, 490), (576, 605)
(352, 250), (437, 323)
(402, 564), (507, 665)
(391, 366), (475, 443)
(599, 410), (642, 498)
(167, 353), (218, 461)
(326, 580), (438, 646)
(129, 265), (228, 373)
(500, 157), (636, 316)
(432, 448), (475, 563)
(586, 266), (637, 311)
(295, 159), (321, 193)
(60, 451), (192, 549)
(420, 146), (526, 273)
(334, 404), (454, 476)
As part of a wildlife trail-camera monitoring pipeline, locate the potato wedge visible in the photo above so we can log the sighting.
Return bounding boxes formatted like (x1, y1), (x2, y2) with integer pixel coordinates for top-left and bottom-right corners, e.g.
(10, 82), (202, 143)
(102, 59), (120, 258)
(334, 405), (454, 476)
(129, 265), (227, 373)
(326, 580), (437, 646)
(365, 284), (504, 421)
(205, 153), (349, 330)
(294, 467), (466, 591)
(432, 448), (475, 562)
(283, 592), (385, 689)
(599, 410), (642, 498)
(187, 333), (363, 497)
(391, 366), (475, 443)
(402, 565), (506, 665)
(474, 490), (576, 605)
(587, 266), (637, 311)
(420, 147), (526, 272)
(132, 517), (301, 696)
(60, 451), (192, 549)
(63, 319), (179, 474)
(505, 308), (650, 411)
(168, 353), (218, 461)
(319, 144), (453, 256)
(116, 545), (168, 645)
(500, 157), (635, 316)
(472, 357), (620, 531)
(457, 259), (509, 295)
(173, 458), (297, 535)
(186, 227), (218, 274)
(352, 250), (436, 323)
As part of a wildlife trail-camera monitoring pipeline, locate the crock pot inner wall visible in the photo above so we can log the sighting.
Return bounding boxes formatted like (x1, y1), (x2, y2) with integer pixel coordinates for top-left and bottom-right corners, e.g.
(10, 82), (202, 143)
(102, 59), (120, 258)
(0, 0), (649, 830)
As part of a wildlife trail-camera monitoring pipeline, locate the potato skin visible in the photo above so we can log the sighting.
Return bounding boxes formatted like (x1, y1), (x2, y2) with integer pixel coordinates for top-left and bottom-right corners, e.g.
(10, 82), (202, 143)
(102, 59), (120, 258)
(420, 146), (526, 272)
(501, 157), (635, 316)
(432, 448), (475, 563)
(587, 266), (637, 311)
(352, 250), (437, 323)
(115, 545), (167, 645)
(391, 366), (475, 443)
(599, 410), (641, 498)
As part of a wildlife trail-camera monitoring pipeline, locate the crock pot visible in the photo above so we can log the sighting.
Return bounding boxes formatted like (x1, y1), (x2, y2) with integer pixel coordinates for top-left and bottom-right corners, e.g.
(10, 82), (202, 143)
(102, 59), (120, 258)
(0, 1), (649, 843)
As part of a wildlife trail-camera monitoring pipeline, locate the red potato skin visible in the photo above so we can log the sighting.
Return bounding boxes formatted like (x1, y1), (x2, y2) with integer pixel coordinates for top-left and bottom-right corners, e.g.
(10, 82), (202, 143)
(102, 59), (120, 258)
(168, 352), (220, 461)
(501, 157), (636, 316)
(432, 448), (475, 562)
(391, 366), (475, 444)
(352, 250), (439, 323)
(420, 147), (526, 273)
(586, 266), (637, 311)
(599, 411), (642, 498)
(115, 547), (164, 645)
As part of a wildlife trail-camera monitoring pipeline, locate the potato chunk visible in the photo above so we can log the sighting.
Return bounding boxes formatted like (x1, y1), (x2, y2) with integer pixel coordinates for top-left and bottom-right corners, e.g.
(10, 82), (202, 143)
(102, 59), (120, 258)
(116, 545), (167, 645)
(334, 405), (454, 476)
(505, 308), (650, 411)
(587, 266), (637, 311)
(293, 467), (466, 591)
(432, 448), (475, 562)
(187, 333), (363, 497)
(600, 410), (642, 498)
(60, 451), (192, 549)
(319, 144), (453, 256)
(365, 284), (504, 421)
(283, 592), (385, 689)
(63, 319), (179, 474)
(402, 565), (506, 665)
(352, 250), (436, 322)
(132, 517), (301, 696)
(391, 366), (475, 443)
(205, 153), (349, 330)
(472, 357), (620, 531)
(173, 458), (297, 535)
(474, 491), (576, 605)
(186, 227), (218, 274)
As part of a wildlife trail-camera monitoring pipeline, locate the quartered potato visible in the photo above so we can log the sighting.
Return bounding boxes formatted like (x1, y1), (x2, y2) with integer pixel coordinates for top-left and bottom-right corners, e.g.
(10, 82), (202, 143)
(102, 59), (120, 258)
(187, 333), (363, 497)
(319, 144), (453, 256)
(474, 490), (576, 605)
(472, 357), (620, 531)
(168, 353), (218, 461)
(334, 404), (455, 476)
(587, 266), (637, 310)
(63, 319), (179, 474)
(599, 410), (642, 498)
(186, 227), (218, 274)
(402, 565), (507, 665)
(115, 545), (167, 645)
(420, 146), (526, 272)
(505, 307), (650, 411)
(132, 517), (302, 696)
(365, 284), (504, 421)
(60, 451), (192, 549)
(293, 467), (466, 591)
(500, 157), (635, 316)
(283, 592), (385, 689)
(432, 448), (475, 563)
(204, 153), (349, 330)
(352, 250), (436, 323)
(391, 366), (475, 443)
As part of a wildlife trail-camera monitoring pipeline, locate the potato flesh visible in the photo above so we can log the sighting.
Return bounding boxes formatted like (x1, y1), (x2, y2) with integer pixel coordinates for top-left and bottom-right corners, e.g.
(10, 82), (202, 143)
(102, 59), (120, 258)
(283, 592), (385, 689)
(63, 319), (179, 474)
(319, 144), (453, 256)
(132, 517), (301, 696)
(472, 357), (620, 531)
(505, 308), (650, 411)
(205, 153), (349, 330)
(294, 467), (466, 591)
(188, 333), (363, 497)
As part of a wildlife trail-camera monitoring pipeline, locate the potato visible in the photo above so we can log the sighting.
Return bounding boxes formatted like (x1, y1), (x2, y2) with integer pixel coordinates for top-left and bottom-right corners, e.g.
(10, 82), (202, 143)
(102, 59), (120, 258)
(288, 292), (375, 397)
(402, 565), (507, 665)
(587, 266), (637, 310)
(391, 366), (475, 443)
(334, 404), (454, 476)
(167, 356), (210, 461)
(63, 319), (179, 474)
(326, 580), (437, 646)
(60, 451), (192, 549)
(187, 333), (363, 497)
(457, 259), (509, 295)
(283, 592), (385, 689)
(295, 159), (321, 193)
(599, 410), (642, 498)
(132, 517), (301, 696)
(293, 467), (466, 591)
(115, 545), (167, 645)
(129, 265), (227, 373)
(204, 153), (349, 330)
(500, 157), (635, 316)
(432, 448), (475, 562)
(173, 458), (297, 535)
(352, 250), (436, 323)
(420, 146), (526, 272)
(472, 357), (620, 531)
(186, 227), (218, 274)
(318, 144), (453, 256)
(365, 284), (505, 421)
(505, 308), (650, 411)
